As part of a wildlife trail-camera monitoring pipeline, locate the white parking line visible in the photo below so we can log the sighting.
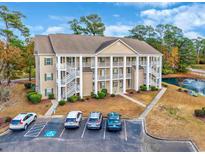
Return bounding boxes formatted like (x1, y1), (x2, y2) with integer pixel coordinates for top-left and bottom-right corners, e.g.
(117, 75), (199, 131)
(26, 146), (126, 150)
(124, 120), (127, 141)
(103, 120), (106, 140)
(24, 119), (50, 137)
(81, 120), (88, 139)
(59, 128), (65, 138)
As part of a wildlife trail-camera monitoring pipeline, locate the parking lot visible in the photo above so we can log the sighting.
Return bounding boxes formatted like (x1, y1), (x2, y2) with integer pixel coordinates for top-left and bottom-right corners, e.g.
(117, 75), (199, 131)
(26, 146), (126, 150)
(0, 117), (196, 152)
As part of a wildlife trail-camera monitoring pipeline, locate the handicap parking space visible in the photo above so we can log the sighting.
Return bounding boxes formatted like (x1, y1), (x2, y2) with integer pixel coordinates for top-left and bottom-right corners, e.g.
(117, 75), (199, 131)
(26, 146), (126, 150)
(38, 118), (64, 138)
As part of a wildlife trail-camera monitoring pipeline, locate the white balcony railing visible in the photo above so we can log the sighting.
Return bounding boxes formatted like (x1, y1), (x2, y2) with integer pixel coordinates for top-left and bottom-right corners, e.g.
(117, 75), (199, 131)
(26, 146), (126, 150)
(126, 73), (131, 79)
(113, 73), (123, 79)
(98, 62), (110, 67)
(98, 75), (110, 80)
(113, 61), (124, 67)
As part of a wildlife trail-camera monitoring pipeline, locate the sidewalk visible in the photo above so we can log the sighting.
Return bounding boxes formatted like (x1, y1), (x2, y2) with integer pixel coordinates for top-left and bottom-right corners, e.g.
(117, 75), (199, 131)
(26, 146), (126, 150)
(138, 87), (167, 119)
(44, 100), (58, 116)
(119, 93), (146, 107)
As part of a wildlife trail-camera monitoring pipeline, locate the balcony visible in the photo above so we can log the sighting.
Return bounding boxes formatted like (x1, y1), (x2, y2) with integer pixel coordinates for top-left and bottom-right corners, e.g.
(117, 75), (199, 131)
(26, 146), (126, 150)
(98, 62), (110, 67)
(126, 61), (135, 67)
(113, 73), (123, 80)
(83, 62), (95, 68)
(126, 73), (131, 79)
(113, 61), (124, 67)
(98, 75), (110, 80)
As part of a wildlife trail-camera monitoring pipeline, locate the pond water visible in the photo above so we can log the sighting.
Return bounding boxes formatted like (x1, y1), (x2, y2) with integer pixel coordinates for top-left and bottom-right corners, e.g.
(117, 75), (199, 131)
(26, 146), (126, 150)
(162, 78), (205, 96)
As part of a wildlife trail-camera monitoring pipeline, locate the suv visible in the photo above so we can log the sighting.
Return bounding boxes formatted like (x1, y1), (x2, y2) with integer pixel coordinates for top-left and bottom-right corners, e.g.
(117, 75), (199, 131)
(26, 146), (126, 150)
(106, 112), (122, 131)
(86, 112), (103, 130)
(9, 112), (37, 130)
(64, 111), (82, 128)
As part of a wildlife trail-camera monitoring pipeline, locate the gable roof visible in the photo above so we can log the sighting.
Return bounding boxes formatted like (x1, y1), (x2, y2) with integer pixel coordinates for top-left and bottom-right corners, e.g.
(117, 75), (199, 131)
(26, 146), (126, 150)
(34, 34), (161, 55)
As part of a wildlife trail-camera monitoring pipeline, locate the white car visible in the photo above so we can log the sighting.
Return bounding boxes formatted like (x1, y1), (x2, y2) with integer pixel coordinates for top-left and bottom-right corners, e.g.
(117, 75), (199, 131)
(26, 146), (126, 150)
(64, 111), (82, 128)
(9, 112), (37, 130)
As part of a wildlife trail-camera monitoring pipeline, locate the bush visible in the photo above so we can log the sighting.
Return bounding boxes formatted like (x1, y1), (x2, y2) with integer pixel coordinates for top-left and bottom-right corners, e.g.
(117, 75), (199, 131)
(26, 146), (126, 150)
(26, 91), (37, 100)
(69, 95), (79, 102)
(24, 83), (32, 89)
(80, 98), (85, 102)
(101, 89), (107, 96)
(4, 117), (12, 123)
(48, 93), (55, 99)
(29, 93), (42, 104)
(178, 88), (182, 92)
(202, 107), (205, 111)
(111, 94), (115, 97)
(140, 85), (147, 91)
(98, 91), (106, 99)
(184, 89), (188, 93)
(95, 95), (100, 99)
(194, 109), (205, 117)
(59, 100), (66, 106)
(150, 86), (158, 91)
(91, 92), (96, 98)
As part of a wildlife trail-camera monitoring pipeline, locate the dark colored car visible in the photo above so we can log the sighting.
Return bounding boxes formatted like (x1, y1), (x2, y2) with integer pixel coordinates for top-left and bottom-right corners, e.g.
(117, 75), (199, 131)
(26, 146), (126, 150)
(106, 112), (122, 131)
(86, 112), (103, 130)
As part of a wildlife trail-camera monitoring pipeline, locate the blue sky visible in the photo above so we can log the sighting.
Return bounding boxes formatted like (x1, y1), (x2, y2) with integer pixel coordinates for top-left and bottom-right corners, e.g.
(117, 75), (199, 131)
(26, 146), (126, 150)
(1, 2), (205, 39)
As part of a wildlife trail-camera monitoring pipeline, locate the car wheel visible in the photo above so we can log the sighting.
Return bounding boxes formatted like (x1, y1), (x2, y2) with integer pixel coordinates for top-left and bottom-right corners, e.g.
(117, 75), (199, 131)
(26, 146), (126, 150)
(34, 116), (37, 121)
(24, 124), (28, 130)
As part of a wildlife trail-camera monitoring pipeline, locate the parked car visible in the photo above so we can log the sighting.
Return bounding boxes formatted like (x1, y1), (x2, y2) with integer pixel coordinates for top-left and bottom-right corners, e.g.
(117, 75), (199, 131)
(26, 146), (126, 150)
(86, 112), (103, 130)
(64, 111), (82, 128)
(9, 112), (37, 130)
(106, 112), (122, 131)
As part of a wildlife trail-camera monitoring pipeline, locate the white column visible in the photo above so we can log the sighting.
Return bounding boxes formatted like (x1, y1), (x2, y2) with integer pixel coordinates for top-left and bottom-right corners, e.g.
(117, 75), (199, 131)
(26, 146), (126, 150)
(146, 56), (150, 90)
(135, 56), (139, 91)
(74, 56), (77, 92)
(79, 56), (83, 98)
(94, 56), (98, 95)
(159, 56), (162, 89)
(57, 56), (61, 101)
(110, 56), (113, 94)
(123, 56), (126, 93)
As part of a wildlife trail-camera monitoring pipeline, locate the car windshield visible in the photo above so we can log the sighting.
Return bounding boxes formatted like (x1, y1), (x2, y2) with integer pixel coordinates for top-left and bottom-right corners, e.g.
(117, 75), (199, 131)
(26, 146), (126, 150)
(66, 118), (76, 122)
(88, 118), (98, 122)
(11, 120), (20, 124)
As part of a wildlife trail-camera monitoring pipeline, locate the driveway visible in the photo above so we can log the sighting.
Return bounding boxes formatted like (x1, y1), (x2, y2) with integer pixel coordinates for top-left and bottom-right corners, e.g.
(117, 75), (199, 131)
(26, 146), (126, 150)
(0, 117), (196, 152)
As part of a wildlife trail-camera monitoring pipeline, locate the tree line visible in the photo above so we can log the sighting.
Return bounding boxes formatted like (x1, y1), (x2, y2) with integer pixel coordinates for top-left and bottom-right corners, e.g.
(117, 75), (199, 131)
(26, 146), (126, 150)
(0, 5), (205, 85)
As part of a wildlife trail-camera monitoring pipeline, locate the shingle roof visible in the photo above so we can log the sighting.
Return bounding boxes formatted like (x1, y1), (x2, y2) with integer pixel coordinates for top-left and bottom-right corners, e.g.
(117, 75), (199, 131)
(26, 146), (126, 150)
(34, 34), (161, 55)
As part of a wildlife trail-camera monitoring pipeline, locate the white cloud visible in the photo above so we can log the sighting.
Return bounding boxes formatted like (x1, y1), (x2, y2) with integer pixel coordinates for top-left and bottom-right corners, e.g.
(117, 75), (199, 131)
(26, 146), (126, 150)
(27, 25), (44, 32)
(115, 2), (177, 9)
(43, 26), (65, 34)
(105, 24), (132, 37)
(184, 31), (204, 39)
(113, 14), (120, 18)
(48, 15), (74, 22)
(141, 4), (205, 31)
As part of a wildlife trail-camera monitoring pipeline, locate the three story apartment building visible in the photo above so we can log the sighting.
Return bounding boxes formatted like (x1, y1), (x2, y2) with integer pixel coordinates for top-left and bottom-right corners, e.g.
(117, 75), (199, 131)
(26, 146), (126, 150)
(34, 34), (162, 101)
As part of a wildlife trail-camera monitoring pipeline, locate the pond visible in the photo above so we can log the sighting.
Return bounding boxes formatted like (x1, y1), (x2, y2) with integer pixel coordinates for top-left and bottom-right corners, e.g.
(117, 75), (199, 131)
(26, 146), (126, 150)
(162, 78), (205, 96)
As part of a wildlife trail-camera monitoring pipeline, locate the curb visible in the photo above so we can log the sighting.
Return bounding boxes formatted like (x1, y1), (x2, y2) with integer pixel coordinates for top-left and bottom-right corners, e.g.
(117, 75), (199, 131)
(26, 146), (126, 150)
(141, 119), (199, 152)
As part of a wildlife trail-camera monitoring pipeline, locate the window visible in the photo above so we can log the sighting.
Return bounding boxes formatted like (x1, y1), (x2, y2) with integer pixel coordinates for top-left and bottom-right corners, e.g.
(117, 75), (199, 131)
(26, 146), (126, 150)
(44, 58), (53, 65)
(100, 81), (106, 89)
(45, 88), (53, 96)
(45, 73), (53, 81)
(113, 68), (118, 74)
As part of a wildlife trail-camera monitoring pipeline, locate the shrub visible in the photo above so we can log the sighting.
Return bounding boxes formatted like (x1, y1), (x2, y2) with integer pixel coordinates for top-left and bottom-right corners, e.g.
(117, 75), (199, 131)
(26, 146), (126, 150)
(184, 89), (188, 93)
(24, 83), (32, 89)
(194, 109), (205, 117)
(202, 107), (205, 111)
(59, 100), (66, 106)
(101, 89), (107, 96)
(4, 117), (12, 123)
(85, 97), (89, 101)
(48, 93), (55, 99)
(111, 94), (115, 97)
(29, 93), (42, 104)
(91, 92), (96, 98)
(140, 85), (147, 91)
(150, 86), (158, 91)
(80, 98), (85, 102)
(95, 95), (100, 99)
(178, 88), (182, 92)
(69, 95), (79, 102)
(26, 91), (37, 100)
(98, 91), (106, 99)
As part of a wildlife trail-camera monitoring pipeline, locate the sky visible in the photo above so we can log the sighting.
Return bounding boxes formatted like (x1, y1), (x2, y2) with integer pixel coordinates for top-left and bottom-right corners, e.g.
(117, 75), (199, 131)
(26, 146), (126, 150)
(1, 2), (205, 39)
